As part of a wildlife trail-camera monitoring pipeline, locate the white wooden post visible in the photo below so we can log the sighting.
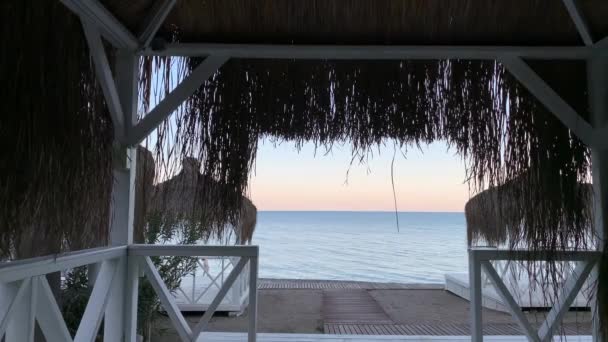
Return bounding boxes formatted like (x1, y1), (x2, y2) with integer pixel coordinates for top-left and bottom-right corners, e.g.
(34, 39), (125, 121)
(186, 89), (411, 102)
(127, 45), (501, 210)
(469, 249), (483, 342)
(106, 49), (139, 342)
(248, 256), (258, 342)
(5, 278), (36, 342)
(588, 56), (608, 342)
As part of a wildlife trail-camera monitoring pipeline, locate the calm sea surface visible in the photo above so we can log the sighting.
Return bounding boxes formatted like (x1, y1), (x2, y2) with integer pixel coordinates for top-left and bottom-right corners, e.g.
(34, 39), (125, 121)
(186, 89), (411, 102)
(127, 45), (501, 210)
(250, 211), (467, 283)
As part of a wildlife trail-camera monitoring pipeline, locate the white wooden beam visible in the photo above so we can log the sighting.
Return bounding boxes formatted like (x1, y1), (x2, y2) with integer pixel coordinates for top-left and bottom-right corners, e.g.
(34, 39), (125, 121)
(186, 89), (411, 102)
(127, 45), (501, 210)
(36, 277), (73, 342)
(82, 22), (127, 142)
(588, 57), (608, 342)
(562, 0), (594, 46)
(0, 246), (126, 283)
(128, 244), (259, 257)
(248, 257), (258, 342)
(500, 56), (596, 147)
(481, 261), (539, 342)
(142, 257), (193, 342)
(60, 0), (138, 50)
(103, 257), (126, 342)
(538, 261), (596, 342)
(74, 260), (119, 342)
(0, 278), (32, 338)
(139, 0), (177, 47)
(192, 257), (248, 338)
(123, 256), (141, 342)
(140, 43), (592, 60)
(469, 250), (483, 342)
(127, 55), (228, 145)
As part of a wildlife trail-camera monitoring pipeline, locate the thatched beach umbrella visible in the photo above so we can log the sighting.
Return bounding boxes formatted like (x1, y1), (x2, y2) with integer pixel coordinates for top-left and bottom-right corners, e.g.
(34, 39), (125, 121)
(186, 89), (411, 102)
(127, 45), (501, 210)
(465, 176), (595, 249)
(134, 147), (257, 244)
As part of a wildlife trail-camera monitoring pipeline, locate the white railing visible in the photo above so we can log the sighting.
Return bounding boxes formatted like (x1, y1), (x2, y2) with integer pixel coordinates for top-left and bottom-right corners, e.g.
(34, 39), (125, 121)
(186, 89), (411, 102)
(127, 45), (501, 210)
(0, 244), (258, 342)
(175, 256), (250, 312)
(469, 248), (601, 342)
(129, 245), (258, 342)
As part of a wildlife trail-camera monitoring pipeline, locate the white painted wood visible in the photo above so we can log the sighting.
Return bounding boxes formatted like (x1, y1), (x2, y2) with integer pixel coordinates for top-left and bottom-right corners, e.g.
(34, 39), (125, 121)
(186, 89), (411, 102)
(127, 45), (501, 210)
(193, 258), (249, 338)
(586, 57), (608, 342)
(195, 332), (593, 342)
(480, 261), (538, 342)
(110, 167), (133, 246)
(127, 55), (228, 145)
(500, 56), (596, 148)
(129, 244), (259, 257)
(469, 248), (601, 262)
(114, 51), (139, 135)
(124, 256), (141, 342)
(82, 22), (126, 142)
(140, 43), (592, 60)
(6, 275), (37, 342)
(0, 278), (31, 338)
(248, 257), (259, 342)
(538, 261), (596, 342)
(59, 0), (138, 50)
(562, 0), (594, 45)
(36, 276), (73, 342)
(74, 260), (119, 342)
(0, 246), (125, 283)
(139, 0), (177, 47)
(104, 257), (126, 342)
(469, 250), (483, 342)
(142, 256), (193, 341)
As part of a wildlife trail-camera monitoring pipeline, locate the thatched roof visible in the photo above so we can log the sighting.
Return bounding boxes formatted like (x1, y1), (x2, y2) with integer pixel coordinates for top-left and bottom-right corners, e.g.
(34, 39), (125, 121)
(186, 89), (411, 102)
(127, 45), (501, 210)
(104, 0), (608, 45)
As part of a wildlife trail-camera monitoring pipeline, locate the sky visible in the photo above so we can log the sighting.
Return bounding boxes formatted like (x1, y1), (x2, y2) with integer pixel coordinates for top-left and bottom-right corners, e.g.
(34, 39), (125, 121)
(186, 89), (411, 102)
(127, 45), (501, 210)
(248, 140), (470, 212)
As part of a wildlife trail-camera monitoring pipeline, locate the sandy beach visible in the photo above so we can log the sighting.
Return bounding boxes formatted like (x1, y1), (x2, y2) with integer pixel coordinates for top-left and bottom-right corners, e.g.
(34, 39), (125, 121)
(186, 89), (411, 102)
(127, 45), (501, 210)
(154, 279), (592, 341)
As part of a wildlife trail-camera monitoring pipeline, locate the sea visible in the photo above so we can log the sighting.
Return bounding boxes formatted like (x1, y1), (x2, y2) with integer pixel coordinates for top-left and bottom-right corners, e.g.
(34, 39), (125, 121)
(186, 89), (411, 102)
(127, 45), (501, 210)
(250, 211), (467, 283)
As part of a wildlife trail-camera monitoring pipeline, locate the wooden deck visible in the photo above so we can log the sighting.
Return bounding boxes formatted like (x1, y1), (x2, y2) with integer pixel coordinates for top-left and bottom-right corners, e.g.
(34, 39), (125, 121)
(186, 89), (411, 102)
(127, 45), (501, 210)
(195, 332), (593, 341)
(323, 290), (394, 324)
(323, 323), (592, 336)
(259, 279), (444, 290)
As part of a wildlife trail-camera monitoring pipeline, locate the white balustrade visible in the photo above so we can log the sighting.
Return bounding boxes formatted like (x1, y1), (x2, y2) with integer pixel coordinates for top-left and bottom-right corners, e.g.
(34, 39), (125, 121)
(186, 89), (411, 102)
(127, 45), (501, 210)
(0, 244), (259, 342)
(469, 248), (601, 342)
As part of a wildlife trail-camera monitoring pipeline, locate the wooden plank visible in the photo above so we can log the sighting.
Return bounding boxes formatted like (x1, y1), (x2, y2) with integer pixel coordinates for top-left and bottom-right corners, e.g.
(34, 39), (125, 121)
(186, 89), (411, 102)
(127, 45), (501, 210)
(142, 257), (192, 341)
(0, 246), (126, 283)
(36, 276), (73, 342)
(74, 260), (118, 342)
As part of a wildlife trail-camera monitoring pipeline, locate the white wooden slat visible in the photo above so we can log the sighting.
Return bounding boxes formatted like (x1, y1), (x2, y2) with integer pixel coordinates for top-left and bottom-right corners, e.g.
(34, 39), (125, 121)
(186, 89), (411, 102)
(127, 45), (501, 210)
(500, 56), (596, 148)
(140, 43), (592, 60)
(538, 260), (596, 342)
(7, 275), (38, 342)
(74, 260), (119, 342)
(469, 248), (601, 263)
(562, 0), (594, 46)
(82, 21), (126, 141)
(129, 244), (259, 257)
(36, 276), (73, 342)
(0, 246), (126, 284)
(248, 257), (259, 342)
(104, 257), (126, 342)
(59, 0), (138, 50)
(142, 256), (193, 342)
(124, 256), (141, 342)
(481, 261), (539, 342)
(192, 257), (249, 338)
(139, 0), (177, 47)
(0, 278), (32, 338)
(127, 55), (228, 145)
(468, 250), (483, 342)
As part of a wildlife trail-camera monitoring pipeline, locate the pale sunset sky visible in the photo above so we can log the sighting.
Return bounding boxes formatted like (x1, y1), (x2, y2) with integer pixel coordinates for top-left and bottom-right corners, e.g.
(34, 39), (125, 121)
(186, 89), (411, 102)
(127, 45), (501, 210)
(248, 140), (469, 212)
